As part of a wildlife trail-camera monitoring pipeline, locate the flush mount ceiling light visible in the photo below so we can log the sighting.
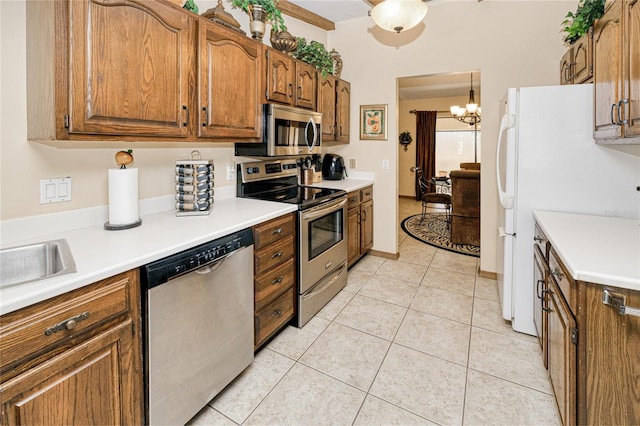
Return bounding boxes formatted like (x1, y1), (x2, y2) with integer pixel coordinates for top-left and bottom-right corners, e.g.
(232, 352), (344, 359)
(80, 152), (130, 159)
(369, 0), (429, 33)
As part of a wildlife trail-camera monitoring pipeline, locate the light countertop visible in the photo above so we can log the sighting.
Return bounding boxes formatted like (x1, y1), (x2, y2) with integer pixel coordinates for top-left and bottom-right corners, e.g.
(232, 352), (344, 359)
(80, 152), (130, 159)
(305, 178), (373, 193)
(0, 198), (297, 314)
(534, 210), (640, 291)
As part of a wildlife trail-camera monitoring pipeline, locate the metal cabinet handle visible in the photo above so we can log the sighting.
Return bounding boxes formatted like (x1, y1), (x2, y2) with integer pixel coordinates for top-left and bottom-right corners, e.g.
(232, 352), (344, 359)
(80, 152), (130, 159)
(288, 83), (293, 98)
(536, 279), (544, 299)
(541, 289), (552, 312)
(533, 236), (544, 243)
(45, 312), (90, 336)
(551, 267), (564, 281)
(202, 106), (208, 127)
(271, 228), (283, 235)
(611, 102), (619, 125)
(602, 289), (640, 317)
(617, 98), (629, 125)
(271, 251), (283, 259)
(271, 276), (284, 285)
(182, 105), (189, 127)
(272, 309), (283, 317)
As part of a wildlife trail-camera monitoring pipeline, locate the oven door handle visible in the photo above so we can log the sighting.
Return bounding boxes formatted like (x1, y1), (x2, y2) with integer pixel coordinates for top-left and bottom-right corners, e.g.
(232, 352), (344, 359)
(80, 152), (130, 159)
(301, 197), (346, 221)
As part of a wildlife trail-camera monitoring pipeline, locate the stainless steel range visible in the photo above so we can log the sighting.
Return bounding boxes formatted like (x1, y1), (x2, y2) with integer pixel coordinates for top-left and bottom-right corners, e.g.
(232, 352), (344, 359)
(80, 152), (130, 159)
(237, 158), (348, 327)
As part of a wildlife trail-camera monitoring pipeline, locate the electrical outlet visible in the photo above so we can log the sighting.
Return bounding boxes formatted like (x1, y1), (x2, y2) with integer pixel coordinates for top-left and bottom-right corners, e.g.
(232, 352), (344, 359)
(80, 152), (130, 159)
(226, 166), (235, 181)
(349, 158), (356, 169)
(382, 159), (389, 170)
(40, 177), (72, 204)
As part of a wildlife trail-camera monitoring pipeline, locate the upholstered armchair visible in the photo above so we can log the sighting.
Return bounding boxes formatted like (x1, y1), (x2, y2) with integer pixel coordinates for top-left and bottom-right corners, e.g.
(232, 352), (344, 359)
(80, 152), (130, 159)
(450, 168), (480, 246)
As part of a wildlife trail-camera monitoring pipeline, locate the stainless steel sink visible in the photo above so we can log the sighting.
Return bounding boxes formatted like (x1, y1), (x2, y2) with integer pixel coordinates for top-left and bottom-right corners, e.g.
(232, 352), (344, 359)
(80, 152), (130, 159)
(0, 239), (77, 289)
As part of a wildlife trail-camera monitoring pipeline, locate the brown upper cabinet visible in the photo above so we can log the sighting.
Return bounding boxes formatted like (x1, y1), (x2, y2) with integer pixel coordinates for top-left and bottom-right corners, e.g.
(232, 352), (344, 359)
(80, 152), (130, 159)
(199, 19), (263, 140)
(318, 75), (350, 144)
(265, 47), (317, 110)
(593, 0), (640, 143)
(560, 30), (593, 85)
(27, 0), (262, 143)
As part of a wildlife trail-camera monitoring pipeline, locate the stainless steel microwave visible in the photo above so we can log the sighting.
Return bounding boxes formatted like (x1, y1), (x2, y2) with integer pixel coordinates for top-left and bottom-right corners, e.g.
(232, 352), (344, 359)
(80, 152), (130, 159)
(235, 104), (321, 157)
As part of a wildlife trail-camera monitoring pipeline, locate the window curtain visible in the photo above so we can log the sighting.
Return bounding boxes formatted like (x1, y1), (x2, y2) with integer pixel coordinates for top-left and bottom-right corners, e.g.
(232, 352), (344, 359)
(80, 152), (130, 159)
(415, 110), (438, 200)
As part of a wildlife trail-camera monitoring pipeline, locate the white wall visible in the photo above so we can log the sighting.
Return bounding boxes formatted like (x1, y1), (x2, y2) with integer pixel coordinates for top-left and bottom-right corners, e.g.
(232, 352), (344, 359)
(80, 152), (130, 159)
(329, 0), (575, 273)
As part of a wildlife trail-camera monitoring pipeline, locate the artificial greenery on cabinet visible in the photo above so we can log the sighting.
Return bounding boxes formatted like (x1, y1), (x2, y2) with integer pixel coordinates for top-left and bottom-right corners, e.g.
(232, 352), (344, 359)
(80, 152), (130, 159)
(561, 0), (605, 44)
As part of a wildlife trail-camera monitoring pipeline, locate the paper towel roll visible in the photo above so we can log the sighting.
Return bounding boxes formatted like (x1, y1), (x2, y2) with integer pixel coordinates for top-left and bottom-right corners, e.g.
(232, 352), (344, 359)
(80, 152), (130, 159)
(108, 168), (139, 226)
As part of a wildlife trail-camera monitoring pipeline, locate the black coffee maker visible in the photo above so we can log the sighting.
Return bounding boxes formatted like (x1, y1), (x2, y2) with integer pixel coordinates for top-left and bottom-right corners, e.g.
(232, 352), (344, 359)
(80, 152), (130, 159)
(322, 154), (347, 180)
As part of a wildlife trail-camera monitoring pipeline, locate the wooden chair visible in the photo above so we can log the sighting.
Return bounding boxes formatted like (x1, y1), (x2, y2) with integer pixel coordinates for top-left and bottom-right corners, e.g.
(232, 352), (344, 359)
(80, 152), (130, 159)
(414, 167), (451, 225)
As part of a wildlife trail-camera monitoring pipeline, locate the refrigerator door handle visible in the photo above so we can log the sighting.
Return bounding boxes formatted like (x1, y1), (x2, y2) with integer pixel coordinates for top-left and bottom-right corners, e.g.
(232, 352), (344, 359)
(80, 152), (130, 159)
(498, 226), (515, 237)
(496, 113), (516, 209)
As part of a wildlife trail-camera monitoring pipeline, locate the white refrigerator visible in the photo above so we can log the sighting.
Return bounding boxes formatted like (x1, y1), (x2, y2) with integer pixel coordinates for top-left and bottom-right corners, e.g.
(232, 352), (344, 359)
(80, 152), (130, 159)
(496, 84), (640, 335)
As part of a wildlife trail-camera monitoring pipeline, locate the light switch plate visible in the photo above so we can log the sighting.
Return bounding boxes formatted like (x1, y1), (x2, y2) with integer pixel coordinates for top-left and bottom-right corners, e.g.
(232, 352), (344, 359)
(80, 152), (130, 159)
(40, 177), (72, 204)
(349, 158), (357, 168)
(382, 159), (389, 170)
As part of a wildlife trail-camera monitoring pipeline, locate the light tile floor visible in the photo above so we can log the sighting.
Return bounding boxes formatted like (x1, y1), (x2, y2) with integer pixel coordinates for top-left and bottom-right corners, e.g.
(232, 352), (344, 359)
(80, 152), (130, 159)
(188, 198), (560, 426)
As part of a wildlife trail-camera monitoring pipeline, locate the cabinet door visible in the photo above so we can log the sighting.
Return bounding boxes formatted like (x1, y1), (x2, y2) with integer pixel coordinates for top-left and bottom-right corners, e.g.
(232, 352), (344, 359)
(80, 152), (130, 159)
(572, 31), (593, 83)
(67, 0), (196, 137)
(547, 277), (577, 426)
(0, 320), (140, 425)
(318, 75), (337, 141)
(266, 49), (294, 104)
(593, 0), (624, 139)
(295, 61), (317, 110)
(198, 21), (262, 140)
(625, 0), (640, 137)
(582, 283), (640, 425)
(560, 49), (573, 85)
(533, 246), (548, 368)
(336, 80), (351, 143)
(347, 207), (360, 267)
(360, 199), (374, 253)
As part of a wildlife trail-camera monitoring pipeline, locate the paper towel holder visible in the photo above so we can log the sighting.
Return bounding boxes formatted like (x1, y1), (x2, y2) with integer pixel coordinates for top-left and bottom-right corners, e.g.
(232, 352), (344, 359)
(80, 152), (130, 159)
(104, 150), (142, 231)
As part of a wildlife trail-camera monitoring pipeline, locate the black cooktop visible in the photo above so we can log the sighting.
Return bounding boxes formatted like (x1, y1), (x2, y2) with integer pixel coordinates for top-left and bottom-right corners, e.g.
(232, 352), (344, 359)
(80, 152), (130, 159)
(240, 182), (345, 210)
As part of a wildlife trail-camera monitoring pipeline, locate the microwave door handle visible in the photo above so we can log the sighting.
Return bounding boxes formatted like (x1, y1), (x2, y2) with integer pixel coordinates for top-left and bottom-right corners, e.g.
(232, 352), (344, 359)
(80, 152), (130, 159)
(305, 118), (316, 152)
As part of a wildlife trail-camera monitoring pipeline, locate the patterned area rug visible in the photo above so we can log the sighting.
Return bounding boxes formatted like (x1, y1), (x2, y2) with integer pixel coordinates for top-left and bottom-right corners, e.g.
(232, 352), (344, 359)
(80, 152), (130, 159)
(401, 213), (480, 258)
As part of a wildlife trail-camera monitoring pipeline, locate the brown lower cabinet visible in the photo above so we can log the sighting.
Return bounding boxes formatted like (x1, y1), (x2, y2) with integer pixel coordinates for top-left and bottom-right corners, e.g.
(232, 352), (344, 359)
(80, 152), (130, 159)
(347, 186), (373, 268)
(534, 221), (640, 425)
(0, 270), (143, 425)
(253, 213), (296, 349)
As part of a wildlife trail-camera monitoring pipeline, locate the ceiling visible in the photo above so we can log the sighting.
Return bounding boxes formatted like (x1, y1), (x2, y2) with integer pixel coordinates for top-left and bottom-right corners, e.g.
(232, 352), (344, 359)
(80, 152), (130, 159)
(287, 1), (480, 101)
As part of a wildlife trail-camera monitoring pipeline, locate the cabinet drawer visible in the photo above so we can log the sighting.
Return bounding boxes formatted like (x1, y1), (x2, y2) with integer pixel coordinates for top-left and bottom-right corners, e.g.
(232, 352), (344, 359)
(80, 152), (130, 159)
(254, 235), (295, 275)
(347, 191), (360, 208)
(360, 186), (373, 203)
(255, 258), (295, 310)
(255, 287), (294, 346)
(253, 214), (294, 250)
(0, 272), (134, 371)
(549, 248), (576, 313)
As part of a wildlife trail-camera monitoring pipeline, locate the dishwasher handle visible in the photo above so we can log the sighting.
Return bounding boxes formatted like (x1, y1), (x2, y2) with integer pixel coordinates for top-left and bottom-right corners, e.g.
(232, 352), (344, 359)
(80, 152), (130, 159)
(194, 250), (236, 275)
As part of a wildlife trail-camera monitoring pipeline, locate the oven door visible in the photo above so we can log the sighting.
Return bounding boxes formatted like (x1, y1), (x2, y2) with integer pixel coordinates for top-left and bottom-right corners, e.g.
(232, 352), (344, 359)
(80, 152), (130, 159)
(298, 196), (347, 294)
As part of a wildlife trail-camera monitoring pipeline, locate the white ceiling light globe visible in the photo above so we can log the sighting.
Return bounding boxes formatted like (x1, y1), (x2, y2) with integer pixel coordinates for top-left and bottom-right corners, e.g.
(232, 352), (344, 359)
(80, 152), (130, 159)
(370, 0), (428, 33)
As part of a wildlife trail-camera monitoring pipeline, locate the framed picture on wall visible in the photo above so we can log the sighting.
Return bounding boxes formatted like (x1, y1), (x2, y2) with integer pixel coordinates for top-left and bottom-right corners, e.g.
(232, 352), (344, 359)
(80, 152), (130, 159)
(360, 104), (387, 140)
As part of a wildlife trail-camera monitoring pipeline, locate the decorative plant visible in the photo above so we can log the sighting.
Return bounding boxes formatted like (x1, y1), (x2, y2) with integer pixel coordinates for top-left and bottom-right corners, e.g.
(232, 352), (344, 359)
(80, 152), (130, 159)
(292, 37), (333, 78)
(231, 0), (287, 33)
(561, 0), (605, 44)
(183, 0), (199, 13)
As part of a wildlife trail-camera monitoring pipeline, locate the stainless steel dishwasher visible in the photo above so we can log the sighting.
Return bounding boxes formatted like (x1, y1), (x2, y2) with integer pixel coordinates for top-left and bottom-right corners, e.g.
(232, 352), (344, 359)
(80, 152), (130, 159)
(141, 228), (254, 426)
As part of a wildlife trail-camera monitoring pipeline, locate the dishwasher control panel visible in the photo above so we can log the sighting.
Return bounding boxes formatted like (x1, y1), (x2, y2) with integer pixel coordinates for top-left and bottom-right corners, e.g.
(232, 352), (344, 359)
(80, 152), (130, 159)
(141, 228), (253, 288)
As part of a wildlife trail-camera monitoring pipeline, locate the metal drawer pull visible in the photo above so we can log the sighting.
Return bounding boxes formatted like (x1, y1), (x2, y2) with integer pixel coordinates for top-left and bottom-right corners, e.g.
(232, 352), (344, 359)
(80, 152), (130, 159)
(533, 236), (544, 243)
(45, 311), (90, 336)
(272, 251), (283, 259)
(273, 309), (283, 317)
(272, 276), (284, 285)
(551, 267), (564, 281)
(271, 228), (283, 235)
(602, 290), (640, 317)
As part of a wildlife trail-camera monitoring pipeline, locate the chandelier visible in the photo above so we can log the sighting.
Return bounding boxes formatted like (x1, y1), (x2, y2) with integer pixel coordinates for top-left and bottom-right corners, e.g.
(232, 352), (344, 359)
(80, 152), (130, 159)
(450, 73), (481, 126)
(369, 0), (428, 33)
